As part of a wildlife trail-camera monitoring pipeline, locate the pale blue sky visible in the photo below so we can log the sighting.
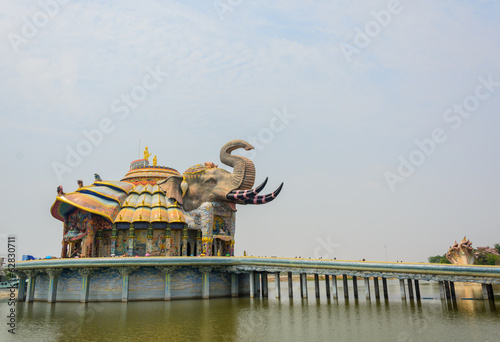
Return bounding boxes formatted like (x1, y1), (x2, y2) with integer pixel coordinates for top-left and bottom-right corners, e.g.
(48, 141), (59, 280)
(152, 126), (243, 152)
(1, 0), (500, 262)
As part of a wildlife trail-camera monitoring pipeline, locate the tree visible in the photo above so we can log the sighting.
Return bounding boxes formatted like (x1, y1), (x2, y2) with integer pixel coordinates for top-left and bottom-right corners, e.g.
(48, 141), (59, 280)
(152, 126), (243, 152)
(428, 254), (450, 264)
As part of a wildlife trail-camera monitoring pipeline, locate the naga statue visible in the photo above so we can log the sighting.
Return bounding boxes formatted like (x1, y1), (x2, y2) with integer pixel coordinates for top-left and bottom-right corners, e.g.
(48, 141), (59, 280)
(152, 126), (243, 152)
(446, 237), (475, 265)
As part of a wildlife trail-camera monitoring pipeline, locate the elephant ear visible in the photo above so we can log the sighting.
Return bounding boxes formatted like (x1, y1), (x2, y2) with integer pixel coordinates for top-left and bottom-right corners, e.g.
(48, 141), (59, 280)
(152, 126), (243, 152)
(157, 175), (184, 205)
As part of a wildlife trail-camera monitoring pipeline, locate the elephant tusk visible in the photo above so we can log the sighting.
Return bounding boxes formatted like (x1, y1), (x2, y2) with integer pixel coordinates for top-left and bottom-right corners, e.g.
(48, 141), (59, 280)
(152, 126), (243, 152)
(244, 183), (284, 205)
(226, 178), (268, 201)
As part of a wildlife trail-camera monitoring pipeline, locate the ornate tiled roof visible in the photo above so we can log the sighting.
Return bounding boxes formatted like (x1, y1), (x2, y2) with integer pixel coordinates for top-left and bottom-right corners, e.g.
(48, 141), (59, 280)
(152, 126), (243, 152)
(51, 159), (186, 225)
(51, 181), (132, 222)
(114, 184), (186, 224)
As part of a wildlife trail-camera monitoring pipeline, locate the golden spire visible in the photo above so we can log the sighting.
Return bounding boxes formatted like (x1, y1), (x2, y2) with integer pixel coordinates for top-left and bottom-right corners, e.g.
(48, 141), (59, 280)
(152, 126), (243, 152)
(153, 155), (157, 166)
(144, 146), (151, 161)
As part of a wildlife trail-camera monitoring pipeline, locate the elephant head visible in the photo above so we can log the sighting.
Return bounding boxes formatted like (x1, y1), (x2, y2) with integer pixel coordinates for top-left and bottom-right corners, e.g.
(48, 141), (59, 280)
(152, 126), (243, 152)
(157, 140), (283, 212)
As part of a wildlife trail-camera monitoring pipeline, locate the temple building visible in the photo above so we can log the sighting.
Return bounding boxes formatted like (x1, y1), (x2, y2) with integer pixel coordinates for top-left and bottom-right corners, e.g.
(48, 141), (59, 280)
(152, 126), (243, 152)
(51, 152), (236, 258)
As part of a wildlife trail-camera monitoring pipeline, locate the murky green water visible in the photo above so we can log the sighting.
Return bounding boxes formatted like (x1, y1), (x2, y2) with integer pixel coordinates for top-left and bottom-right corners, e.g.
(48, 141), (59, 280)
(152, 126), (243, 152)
(1, 280), (498, 342)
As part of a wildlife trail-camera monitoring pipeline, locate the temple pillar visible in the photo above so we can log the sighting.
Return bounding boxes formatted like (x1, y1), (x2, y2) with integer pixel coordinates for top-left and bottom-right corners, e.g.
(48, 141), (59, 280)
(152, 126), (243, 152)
(156, 266), (178, 301)
(128, 224), (135, 256)
(261, 271), (268, 298)
(274, 272), (281, 299)
(231, 273), (239, 297)
(165, 227), (172, 256)
(288, 272), (293, 298)
(352, 276), (358, 299)
(343, 274), (349, 300)
(382, 278), (389, 300)
(408, 279), (414, 300)
(249, 272), (255, 298)
(314, 274), (320, 298)
(61, 240), (68, 258)
(25, 270), (38, 303)
(196, 231), (202, 256)
(325, 275), (331, 299)
(199, 267), (212, 299)
(95, 230), (103, 257)
(146, 224), (153, 255)
(364, 277), (371, 299)
(111, 225), (117, 256)
(374, 277), (380, 299)
(181, 228), (188, 256)
(332, 275), (338, 299)
(119, 267), (138, 302)
(16, 271), (26, 302)
(300, 273), (308, 299)
(399, 279), (406, 300)
(47, 269), (63, 303)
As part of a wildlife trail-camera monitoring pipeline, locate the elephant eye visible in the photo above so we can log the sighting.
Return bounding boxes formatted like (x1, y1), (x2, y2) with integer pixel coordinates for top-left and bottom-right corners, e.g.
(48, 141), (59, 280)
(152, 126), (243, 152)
(205, 178), (217, 185)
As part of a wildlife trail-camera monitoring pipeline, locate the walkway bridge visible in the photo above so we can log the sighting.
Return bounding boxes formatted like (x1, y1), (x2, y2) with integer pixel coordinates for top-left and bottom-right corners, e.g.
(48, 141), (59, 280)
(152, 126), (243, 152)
(14, 257), (499, 303)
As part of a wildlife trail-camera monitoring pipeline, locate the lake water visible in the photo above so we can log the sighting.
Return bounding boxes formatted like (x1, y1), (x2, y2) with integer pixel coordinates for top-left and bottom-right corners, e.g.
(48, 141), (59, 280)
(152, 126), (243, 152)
(1, 279), (498, 342)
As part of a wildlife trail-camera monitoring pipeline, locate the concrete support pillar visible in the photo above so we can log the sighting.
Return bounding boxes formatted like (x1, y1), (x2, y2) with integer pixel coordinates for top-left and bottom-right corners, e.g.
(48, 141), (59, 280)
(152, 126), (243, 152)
(364, 277), (371, 299)
(373, 277), (380, 300)
(119, 267), (138, 302)
(325, 275), (331, 299)
(486, 284), (495, 302)
(231, 273), (239, 297)
(414, 279), (421, 300)
(438, 281), (445, 300)
(444, 281), (451, 301)
(261, 271), (268, 298)
(274, 272), (281, 299)
(343, 274), (349, 300)
(449, 281), (456, 302)
(408, 279), (414, 300)
(47, 269), (62, 303)
(352, 276), (358, 299)
(300, 273), (308, 299)
(255, 272), (261, 297)
(75, 268), (94, 303)
(25, 270), (38, 303)
(156, 266), (178, 301)
(399, 279), (406, 300)
(199, 267), (212, 299)
(314, 274), (320, 299)
(16, 273), (26, 302)
(382, 278), (389, 300)
(288, 272), (293, 298)
(482, 283), (489, 300)
(249, 272), (255, 298)
(332, 275), (338, 299)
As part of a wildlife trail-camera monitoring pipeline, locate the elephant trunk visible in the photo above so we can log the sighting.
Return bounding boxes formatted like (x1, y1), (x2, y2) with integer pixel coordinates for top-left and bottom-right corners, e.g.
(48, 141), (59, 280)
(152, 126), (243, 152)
(220, 140), (256, 190)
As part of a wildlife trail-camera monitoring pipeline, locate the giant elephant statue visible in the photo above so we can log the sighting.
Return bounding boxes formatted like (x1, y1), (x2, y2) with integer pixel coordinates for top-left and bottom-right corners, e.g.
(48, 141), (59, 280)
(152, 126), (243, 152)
(157, 139), (283, 212)
(157, 139), (283, 256)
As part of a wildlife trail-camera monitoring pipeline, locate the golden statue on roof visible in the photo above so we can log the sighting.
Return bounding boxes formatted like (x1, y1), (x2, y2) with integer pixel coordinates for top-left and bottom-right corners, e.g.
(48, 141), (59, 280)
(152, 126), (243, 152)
(153, 155), (157, 166)
(144, 146), (151, 161)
